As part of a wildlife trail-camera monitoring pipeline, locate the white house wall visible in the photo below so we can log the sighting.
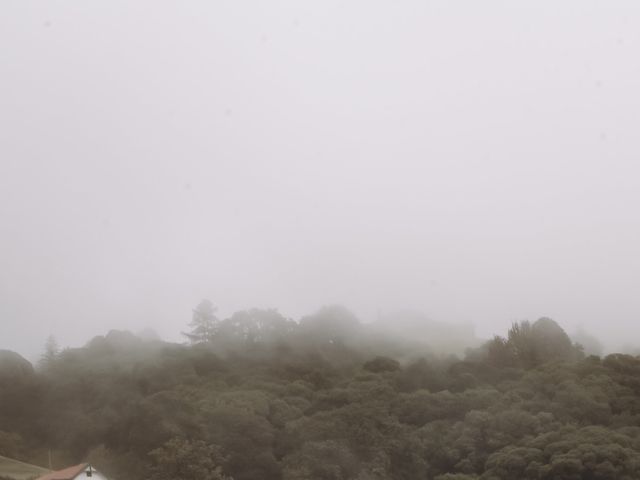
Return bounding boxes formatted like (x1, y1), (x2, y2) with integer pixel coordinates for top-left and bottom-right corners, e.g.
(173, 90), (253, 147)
(75, 470), (108, 480)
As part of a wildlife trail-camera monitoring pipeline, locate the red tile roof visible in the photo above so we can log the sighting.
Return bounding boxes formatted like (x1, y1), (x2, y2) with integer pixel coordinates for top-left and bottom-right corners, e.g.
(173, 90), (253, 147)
(35, 463), (89, 480)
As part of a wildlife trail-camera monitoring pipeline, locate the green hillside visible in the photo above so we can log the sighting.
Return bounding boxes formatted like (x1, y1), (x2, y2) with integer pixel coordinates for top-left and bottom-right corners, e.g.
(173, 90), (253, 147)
(3, 309), (640, 479)
(0, 456), (49, 480)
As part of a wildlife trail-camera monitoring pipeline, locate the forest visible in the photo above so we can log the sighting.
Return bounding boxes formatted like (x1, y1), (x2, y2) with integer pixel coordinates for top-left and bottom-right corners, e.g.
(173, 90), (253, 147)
(2, 302), (640, 480)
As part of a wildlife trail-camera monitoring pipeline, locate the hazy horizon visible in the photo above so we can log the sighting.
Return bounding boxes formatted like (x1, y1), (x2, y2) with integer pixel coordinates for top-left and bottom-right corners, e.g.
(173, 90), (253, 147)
(2, 1), (640, 359)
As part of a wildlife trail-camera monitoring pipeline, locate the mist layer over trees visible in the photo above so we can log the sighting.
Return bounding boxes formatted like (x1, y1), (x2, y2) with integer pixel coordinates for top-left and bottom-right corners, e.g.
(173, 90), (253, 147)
(1, 303), (639, 479)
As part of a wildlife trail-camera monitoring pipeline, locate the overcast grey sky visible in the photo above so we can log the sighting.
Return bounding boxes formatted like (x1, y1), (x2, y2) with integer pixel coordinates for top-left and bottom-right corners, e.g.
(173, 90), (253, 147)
(1, 1), (640, 359)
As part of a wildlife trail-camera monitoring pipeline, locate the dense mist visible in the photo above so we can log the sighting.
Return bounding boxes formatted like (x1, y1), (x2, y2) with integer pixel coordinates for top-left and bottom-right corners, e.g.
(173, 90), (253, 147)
(2, 2), (640, 359)
(2, 3), (640, 478)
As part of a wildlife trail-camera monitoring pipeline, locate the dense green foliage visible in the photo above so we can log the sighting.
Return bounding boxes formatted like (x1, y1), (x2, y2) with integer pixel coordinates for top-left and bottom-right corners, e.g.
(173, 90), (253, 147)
(1, 305), (639, 479)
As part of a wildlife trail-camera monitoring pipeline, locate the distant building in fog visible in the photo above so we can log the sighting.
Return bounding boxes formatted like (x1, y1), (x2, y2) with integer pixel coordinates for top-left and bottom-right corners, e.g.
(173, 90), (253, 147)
(35, 464), (108, 480)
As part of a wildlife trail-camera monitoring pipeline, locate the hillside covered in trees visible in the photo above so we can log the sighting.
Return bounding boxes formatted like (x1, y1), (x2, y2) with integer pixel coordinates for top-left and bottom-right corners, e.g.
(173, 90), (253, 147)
(1, 304), (639, 480)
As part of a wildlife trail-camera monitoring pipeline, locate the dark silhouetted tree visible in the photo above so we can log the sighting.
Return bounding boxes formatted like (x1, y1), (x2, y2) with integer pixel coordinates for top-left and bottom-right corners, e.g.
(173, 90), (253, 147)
(183, 300), (220, 344)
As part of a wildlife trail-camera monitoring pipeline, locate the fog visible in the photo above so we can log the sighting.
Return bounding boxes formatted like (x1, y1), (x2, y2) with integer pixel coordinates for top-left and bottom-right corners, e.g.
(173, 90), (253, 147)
(1, 1), (639, 359)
